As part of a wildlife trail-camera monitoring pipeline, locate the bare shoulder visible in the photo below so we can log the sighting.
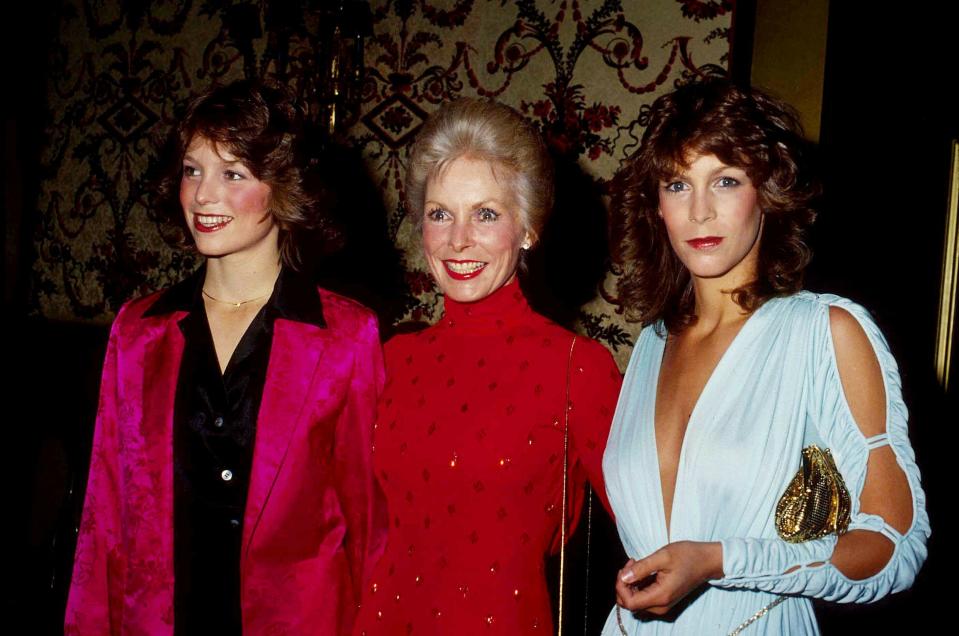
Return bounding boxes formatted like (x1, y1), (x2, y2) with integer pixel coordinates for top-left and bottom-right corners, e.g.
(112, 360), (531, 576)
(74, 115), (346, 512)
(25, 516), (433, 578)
(828, 305), (879, 369)
(828, 305), (886, 436)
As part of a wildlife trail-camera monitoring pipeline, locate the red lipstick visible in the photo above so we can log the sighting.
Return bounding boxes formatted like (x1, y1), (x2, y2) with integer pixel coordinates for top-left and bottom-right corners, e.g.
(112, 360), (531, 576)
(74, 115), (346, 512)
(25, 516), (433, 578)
(686, 236), (723, 250)
(443, 259), (487, 280)
(193, 215), (232, 233)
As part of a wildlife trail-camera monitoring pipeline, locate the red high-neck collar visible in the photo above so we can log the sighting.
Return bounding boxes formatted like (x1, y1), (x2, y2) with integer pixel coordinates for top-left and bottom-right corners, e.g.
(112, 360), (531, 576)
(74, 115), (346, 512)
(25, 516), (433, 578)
(439, 279), (532, 331)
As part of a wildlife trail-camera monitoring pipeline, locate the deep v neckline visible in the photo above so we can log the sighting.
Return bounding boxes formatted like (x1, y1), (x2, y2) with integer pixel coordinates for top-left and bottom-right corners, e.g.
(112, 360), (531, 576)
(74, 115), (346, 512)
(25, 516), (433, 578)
(648, 303), (771, 540)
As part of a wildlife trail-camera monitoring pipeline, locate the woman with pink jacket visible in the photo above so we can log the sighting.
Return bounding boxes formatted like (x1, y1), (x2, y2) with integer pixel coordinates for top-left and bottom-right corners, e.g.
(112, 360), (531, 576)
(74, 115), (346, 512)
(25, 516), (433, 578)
(65, 80), (385, 635)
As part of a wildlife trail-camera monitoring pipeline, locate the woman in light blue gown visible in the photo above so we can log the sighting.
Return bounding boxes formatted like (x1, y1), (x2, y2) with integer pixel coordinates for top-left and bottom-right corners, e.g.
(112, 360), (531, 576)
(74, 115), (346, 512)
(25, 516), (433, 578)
(602, 80), (928, 635)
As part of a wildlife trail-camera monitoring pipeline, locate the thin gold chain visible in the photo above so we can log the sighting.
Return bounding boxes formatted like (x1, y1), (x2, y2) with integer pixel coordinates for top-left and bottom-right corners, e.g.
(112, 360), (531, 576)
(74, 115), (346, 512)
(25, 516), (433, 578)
(727, 596), (786, 635)
(558, 334), (577, 636)
(201, 288), (270, 307)
(615, 595), (786, 635)
(583, 484), (593, 635)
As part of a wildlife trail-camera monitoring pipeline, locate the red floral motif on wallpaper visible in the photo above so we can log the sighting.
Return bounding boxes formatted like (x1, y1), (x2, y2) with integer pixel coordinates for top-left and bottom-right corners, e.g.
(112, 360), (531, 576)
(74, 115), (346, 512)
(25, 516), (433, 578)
(349, 0), (729, 346)
(31, 1), (730, 342)
(677, 0), (734, 22)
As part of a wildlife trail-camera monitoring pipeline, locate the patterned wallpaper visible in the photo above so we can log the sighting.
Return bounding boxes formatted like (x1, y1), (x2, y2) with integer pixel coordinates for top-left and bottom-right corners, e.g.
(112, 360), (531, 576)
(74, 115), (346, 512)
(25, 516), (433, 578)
(30, 0), (732, 366)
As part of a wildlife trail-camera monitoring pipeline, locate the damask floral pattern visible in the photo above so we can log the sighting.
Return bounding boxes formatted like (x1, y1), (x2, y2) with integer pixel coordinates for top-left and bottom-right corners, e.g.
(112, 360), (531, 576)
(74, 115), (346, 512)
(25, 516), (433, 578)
(347, 0), (730, 364)
(31, 0), (730, 366)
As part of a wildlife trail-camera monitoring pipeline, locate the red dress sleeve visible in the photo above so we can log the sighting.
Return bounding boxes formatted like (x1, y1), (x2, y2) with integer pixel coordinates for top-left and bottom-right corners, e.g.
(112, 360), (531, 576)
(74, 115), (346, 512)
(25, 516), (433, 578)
(568, 338), (622, 516)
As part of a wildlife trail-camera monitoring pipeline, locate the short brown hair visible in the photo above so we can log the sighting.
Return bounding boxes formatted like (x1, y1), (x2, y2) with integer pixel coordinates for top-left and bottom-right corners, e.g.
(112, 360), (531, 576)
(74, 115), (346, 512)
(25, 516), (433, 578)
(405, 98), (554, 245)
(159, 79), (326, 269)
(610, 79), (819, 331)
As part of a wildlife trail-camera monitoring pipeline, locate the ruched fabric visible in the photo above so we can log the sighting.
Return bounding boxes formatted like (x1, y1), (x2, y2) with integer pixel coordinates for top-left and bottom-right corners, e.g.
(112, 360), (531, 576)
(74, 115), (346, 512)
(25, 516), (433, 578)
(601, 292), (928, 635)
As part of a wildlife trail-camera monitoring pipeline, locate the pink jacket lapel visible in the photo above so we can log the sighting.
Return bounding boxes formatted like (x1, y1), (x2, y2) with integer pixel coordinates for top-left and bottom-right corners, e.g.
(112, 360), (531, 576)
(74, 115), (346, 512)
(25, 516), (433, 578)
(242, 318), (327, 556)
(130, 313), (185, 630)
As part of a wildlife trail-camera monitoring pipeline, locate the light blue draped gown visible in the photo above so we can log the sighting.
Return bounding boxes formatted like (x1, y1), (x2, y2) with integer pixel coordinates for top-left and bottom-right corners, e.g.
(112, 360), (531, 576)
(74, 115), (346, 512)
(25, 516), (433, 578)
(601, 292), (929, 635)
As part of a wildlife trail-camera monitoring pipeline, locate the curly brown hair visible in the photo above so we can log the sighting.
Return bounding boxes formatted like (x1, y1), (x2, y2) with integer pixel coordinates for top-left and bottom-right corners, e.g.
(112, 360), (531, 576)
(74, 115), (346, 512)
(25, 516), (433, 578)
(158, 79), (327, 269)
(610, 79), (820, 331)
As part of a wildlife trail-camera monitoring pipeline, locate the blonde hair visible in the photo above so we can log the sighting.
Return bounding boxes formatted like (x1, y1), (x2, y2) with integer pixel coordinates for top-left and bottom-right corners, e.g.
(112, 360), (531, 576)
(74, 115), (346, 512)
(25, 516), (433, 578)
(405, 98), (554, 244)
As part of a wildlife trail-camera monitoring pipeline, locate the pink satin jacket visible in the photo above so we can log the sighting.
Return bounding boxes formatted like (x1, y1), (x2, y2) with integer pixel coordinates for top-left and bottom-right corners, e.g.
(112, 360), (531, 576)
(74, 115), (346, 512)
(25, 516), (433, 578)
(65, 286), (386, 636)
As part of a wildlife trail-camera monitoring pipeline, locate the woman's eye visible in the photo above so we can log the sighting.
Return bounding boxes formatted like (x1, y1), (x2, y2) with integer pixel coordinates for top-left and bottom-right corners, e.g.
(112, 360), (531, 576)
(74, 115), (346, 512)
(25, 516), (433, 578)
(224, 170), (245, 181)
(426, 207), (449, 222)
(662, 181), (687, 193)
(477, 208), (499, 222)
(717, 176), (740, 187)
(183, 165), (199, 178)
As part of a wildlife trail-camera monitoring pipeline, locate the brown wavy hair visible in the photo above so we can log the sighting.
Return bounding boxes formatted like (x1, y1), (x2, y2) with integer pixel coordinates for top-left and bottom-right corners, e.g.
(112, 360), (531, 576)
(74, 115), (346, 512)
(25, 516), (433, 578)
(610, 79), (820, 331)
(158, 79), (328, 269)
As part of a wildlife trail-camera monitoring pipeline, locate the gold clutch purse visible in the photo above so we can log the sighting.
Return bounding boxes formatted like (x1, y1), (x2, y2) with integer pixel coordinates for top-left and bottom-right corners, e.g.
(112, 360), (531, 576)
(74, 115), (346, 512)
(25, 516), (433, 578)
(775, 444), (851, 543)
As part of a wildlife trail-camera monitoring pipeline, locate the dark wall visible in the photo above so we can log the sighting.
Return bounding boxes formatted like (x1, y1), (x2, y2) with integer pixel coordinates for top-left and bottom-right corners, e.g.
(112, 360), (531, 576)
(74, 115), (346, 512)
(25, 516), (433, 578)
(3, 3), (83, 635)
(2, 2), (56, 312)
(811, 3), (952, 629)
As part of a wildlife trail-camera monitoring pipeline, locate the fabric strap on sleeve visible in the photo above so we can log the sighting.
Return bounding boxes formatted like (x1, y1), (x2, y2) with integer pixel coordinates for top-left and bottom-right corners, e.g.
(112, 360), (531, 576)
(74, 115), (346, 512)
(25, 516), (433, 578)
(864, 433), (890, 450)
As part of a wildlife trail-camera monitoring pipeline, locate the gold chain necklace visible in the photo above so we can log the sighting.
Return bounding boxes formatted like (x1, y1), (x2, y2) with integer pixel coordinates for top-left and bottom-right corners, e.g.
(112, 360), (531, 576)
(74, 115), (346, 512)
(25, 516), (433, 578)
(201, 288), (270, 307)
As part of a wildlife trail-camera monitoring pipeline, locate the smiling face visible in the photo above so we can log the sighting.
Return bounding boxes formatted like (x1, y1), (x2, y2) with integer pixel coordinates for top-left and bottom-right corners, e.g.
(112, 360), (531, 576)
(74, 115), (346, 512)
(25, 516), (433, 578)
(422, 156), (530, 303)
(179, 136), (279, 263)
(658, 153), (763, 287)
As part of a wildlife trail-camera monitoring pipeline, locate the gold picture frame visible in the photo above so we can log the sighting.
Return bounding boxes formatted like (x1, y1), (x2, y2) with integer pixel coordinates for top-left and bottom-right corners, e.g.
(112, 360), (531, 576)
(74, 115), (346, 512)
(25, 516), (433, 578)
(936, 140), (959, 391)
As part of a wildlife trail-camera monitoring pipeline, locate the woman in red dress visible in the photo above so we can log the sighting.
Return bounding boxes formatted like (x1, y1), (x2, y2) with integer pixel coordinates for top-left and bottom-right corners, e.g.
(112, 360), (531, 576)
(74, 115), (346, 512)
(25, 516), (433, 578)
(353, 98), (622, 634)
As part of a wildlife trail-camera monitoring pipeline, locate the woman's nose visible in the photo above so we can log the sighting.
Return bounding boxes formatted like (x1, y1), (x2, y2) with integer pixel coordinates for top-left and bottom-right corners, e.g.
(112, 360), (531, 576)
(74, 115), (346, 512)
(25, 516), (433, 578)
(194, 177), (218, 205)
(449, 218), (474, 250)
(688, 191), (716, 224)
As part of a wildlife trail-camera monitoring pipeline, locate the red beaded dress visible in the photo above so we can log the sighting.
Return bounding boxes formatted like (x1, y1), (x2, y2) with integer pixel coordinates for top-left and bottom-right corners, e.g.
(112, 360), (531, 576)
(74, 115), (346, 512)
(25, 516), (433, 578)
(353, 281), (622, 635)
